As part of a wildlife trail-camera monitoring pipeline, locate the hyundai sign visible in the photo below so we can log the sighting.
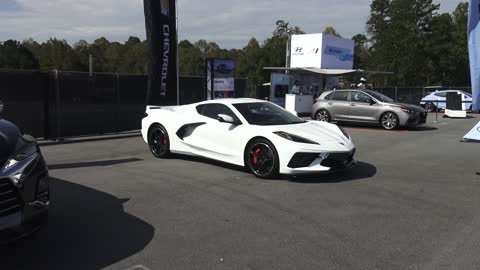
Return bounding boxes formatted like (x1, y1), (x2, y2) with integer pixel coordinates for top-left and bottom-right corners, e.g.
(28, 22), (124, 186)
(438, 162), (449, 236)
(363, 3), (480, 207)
(290, 33), (354, 69)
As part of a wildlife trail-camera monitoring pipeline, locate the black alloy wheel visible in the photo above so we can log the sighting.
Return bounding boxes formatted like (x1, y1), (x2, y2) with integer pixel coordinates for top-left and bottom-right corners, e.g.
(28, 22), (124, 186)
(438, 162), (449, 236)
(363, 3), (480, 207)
(245, 139), (279, 179)
(380, 112), (399, 130)
(316, 109), (331, 122)
(148, 124), (170, 158)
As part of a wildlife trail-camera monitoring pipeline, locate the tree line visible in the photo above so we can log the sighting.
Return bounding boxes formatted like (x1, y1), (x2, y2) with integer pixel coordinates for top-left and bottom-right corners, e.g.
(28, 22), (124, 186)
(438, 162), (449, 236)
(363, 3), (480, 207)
(0, 0), (470, 92)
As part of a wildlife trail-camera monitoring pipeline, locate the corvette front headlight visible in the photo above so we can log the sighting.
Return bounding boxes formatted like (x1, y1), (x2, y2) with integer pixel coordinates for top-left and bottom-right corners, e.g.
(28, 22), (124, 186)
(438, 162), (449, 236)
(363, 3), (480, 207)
(273, 131), (319, 145)
(338, 126), (350, 140)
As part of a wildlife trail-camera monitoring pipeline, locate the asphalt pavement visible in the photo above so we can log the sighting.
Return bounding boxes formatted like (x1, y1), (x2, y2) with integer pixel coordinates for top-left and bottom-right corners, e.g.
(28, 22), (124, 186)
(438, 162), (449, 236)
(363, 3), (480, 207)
(2, 114), (480, 270)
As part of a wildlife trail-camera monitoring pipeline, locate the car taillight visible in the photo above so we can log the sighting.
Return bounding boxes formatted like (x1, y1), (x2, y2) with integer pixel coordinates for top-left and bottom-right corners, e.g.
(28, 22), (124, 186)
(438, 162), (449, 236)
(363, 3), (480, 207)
(313, 99), (318, 104)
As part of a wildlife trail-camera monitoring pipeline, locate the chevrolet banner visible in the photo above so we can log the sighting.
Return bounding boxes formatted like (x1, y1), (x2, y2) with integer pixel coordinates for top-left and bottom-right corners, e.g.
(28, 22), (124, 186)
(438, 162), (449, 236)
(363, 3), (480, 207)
(144, 0), (178, 105)
(468, 0), (480, 111)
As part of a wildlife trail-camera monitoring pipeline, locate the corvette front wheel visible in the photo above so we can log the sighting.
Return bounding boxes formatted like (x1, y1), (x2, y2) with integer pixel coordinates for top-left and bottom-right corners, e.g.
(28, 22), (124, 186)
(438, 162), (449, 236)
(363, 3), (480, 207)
(245, 139), (279, 179)
(148, 124), (170, 158)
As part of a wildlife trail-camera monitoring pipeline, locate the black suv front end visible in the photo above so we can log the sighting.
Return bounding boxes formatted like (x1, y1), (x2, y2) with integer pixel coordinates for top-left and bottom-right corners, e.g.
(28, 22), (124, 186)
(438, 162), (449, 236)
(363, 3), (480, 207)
(0, 119), (49, 242)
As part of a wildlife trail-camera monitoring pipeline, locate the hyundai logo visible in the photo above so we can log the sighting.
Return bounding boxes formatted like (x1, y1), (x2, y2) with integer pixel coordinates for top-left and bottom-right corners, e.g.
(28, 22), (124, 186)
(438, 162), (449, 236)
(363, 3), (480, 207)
(338, 142), (345, 146)
(295, 47), (303, 53)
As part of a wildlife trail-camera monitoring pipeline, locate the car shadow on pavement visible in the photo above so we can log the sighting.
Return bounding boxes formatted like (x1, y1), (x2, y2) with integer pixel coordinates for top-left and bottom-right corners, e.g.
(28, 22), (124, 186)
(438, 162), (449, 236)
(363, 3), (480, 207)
(0, 178), (154, 270)
(406, 126), (438, 131)
(289, 161), (377, 183)
(48, 158), (143, 170)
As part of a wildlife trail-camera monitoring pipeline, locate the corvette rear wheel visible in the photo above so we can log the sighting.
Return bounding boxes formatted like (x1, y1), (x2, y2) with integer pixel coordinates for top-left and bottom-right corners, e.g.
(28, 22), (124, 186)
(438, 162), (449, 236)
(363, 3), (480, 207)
(148, 124), (170, 158)
(245, 139), (279, 179)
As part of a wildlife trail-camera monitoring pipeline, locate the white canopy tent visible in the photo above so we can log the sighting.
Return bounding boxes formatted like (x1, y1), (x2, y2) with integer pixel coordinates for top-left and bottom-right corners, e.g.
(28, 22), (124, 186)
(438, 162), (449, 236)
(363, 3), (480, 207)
(263, 67), (393, 76)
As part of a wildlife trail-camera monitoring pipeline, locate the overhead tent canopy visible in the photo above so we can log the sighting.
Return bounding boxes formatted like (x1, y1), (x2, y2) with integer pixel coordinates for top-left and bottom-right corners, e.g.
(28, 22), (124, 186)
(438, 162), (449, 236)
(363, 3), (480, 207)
(263, 67), (393, 76)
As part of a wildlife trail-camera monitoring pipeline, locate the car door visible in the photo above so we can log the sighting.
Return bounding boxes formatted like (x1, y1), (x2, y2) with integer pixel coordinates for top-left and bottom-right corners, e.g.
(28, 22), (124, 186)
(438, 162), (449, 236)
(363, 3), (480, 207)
(184, 103), (244, 164)
(348, 91), (380, 123)
(324, 91), (350, 121)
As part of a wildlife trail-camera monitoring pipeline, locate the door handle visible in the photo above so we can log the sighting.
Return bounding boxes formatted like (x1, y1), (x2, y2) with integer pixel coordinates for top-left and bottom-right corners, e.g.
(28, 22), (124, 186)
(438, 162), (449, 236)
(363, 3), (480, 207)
(328, 102), (333, 105)
(350, 104), (356, 107)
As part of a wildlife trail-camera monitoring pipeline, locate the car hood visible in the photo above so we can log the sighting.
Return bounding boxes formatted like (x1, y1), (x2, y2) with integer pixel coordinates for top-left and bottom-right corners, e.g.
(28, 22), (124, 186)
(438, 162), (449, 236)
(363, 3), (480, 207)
(384, 102), (426, 112)
(266, 121), (346, 143)
(0, 119), (20, 164)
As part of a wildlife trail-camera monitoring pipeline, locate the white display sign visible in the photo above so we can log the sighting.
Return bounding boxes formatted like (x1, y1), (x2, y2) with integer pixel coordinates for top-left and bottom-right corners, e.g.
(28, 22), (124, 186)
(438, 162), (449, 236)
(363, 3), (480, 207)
(290, 33), (354, 69)
(464, 121), (480, 142)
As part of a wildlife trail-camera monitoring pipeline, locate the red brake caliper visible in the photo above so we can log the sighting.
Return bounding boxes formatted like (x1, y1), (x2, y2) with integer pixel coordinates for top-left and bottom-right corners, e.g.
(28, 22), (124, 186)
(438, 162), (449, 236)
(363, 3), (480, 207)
(253, 148), (261, 164)
(163, 138), (167, 145)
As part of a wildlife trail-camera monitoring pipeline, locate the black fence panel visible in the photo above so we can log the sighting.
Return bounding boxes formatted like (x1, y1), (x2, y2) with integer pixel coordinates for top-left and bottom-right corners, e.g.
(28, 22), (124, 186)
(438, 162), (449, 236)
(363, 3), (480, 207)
(118, 75), (148, 131)
(179, 76), (205, 105)
(0, 70), (248, 140)
(235, 78), (247, 98)
(56, 72), (118, 137)
(0, 70), (50, 138)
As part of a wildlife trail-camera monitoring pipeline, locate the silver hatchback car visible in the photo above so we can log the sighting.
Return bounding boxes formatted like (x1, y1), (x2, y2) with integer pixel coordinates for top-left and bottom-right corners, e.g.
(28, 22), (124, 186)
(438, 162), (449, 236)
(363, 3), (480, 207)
(311, 90), (428, 130)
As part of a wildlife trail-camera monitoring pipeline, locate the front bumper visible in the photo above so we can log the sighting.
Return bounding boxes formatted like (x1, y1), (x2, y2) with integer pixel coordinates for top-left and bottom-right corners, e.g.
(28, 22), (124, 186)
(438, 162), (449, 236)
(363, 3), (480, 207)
(406, 111), (428, 126)
(398, 111), (428, 126)
(0, 154), (50, 241)
(0, 175), (49, 242)
(281, 148), (356, 175)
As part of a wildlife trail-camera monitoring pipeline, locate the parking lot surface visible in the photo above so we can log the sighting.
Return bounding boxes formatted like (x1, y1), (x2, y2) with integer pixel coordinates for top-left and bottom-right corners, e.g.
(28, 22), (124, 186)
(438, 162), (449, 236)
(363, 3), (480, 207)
(2, 115), (480, 270)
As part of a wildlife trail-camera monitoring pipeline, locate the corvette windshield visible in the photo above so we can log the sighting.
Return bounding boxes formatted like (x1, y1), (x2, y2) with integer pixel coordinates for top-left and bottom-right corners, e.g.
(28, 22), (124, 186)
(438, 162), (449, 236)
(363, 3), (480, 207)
(364, 90), (394, 102)
(233, 102), (305, 126)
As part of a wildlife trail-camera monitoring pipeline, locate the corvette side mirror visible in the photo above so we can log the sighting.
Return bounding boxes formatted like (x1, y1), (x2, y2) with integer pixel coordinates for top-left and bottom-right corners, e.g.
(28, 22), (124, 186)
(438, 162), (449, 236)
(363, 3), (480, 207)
(217, 114), (237, 124)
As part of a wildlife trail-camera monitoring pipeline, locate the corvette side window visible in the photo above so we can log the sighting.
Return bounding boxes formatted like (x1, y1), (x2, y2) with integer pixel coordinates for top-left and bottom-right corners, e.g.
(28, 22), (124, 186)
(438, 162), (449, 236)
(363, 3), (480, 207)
(201, 104), (239, 122)
(196, 104), (205, 115)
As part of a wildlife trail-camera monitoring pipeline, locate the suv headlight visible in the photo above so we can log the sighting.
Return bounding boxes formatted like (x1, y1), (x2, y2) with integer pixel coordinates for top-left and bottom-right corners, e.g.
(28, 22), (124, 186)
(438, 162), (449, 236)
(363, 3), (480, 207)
(400, 108), (415, 114)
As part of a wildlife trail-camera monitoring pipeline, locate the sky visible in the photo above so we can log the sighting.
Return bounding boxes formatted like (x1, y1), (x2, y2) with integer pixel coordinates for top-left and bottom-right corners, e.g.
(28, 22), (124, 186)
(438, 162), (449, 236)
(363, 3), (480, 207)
(0, 0), (466, 49)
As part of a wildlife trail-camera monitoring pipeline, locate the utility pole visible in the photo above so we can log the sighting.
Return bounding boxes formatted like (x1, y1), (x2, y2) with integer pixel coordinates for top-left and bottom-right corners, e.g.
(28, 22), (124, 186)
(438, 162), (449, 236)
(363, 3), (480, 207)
(276, 20), (291, 73)
(89, 54), (93, 75)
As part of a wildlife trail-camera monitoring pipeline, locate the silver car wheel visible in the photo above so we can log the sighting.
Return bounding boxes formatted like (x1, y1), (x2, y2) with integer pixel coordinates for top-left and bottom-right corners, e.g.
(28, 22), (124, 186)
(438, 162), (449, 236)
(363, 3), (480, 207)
(316, 110), (330, 122)
(381, 113), (398, 130)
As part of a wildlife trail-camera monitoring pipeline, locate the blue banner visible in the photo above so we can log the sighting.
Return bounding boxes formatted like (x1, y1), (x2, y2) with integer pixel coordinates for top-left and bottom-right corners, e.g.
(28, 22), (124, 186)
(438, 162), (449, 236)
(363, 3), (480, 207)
(469, 0), (480, 111)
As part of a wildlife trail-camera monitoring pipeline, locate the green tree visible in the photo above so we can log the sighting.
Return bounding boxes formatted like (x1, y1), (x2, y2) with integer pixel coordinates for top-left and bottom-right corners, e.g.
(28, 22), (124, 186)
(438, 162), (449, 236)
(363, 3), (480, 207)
(352, 34), (368, 69)
(72, 40), (90, 72)
(450, 2), (469, 86)
(36, 38), (82, 71)
(367, 0), (440, 86)
(178, 40), (204, 76)
(424, 13), (455, 85)
(323, 26), (342, 37)
(0, 40), (39, 69)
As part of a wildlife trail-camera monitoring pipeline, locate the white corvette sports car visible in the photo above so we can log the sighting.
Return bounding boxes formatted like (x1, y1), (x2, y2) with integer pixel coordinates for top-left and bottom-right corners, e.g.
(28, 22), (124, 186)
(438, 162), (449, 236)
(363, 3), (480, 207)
(141, 98), (356, 178)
